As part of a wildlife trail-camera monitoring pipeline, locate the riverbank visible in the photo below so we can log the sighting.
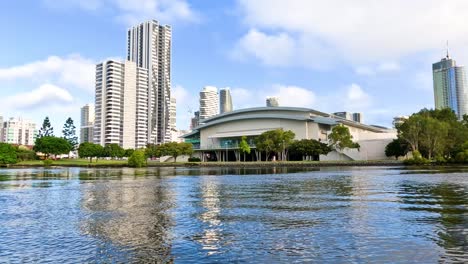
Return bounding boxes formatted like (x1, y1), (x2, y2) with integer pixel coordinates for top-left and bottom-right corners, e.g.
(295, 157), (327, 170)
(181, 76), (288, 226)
(4, 159), (406, 168)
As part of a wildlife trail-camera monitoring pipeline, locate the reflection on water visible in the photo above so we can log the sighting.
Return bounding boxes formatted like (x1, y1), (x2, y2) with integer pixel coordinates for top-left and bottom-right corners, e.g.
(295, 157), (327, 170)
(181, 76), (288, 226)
(0, 166), (467, 263)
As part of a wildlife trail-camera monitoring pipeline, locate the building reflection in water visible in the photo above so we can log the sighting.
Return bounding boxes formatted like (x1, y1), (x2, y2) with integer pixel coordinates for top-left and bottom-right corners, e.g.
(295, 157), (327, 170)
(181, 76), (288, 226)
(79, 168), (176, 263)
(195, 176), (223, 255)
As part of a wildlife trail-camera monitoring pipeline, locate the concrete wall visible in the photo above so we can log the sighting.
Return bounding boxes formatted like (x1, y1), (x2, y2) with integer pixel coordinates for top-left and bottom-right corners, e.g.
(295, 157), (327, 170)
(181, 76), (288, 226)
(320, 138), (395, 161)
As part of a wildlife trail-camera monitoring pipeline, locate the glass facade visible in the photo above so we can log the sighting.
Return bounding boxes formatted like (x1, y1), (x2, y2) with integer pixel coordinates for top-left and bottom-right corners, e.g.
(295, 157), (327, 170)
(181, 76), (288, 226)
(432, 56), (468, 119)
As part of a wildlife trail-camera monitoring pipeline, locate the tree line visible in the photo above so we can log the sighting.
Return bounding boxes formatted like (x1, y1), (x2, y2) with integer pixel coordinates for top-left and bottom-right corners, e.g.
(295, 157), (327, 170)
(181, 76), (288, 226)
(252, 125), (359, 161)
(385, 108), (468, 163)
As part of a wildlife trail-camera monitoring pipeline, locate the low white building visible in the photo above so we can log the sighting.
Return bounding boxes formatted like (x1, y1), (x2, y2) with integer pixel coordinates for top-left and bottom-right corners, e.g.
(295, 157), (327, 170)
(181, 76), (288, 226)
(182, 107), (396, 161)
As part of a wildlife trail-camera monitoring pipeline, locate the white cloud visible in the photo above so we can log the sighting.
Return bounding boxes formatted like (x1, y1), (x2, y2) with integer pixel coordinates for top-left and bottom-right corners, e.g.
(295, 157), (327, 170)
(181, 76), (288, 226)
(0, 54), (95, 92)
(355, 66), (375, 76)
(4, 84), (73, 110)
(355, 62), (400, 76)
(377, 62), (400, 72)
(232, 29), (296, 66)
(237, 0), (468, 66)
(269, 85), (316, 107)
(343, 84), (372, 110)
(43, 0), (198, 25)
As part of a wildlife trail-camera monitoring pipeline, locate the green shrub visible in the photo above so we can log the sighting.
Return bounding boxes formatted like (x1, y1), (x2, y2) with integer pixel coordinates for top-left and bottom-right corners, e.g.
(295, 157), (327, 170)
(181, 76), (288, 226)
(404, 150), (431, 165)
(188, 157), (201, 162)
(128, 150), (146, 168)
(434, 155), (447, 164)
(0, 143), (18, 165)
(43, 159), (53, 167)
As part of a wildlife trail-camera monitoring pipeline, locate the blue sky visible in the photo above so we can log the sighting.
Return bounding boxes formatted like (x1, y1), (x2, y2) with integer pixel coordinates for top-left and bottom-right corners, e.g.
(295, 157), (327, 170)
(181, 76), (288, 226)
(1, 0), (466, 133)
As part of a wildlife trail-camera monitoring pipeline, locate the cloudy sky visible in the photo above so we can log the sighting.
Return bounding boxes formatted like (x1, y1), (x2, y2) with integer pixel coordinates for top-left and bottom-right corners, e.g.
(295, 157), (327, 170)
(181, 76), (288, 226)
(1, 0), (467, 132)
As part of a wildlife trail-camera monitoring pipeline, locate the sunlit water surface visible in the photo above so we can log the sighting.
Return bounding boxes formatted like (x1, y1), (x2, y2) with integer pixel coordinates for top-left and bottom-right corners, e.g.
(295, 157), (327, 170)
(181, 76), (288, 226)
(0, 166), (467, 263)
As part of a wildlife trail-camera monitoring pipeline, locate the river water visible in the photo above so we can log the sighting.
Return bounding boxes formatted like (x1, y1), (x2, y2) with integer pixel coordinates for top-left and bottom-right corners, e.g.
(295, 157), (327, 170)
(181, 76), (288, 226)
(0, 166), (467, 263)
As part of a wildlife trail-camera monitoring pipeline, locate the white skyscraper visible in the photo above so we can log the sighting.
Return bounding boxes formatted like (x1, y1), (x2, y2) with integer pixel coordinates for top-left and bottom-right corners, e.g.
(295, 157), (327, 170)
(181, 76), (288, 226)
(127, 20), (172, 144)
(80, 104), (95, 143)
(200, 86), (219, 120)
(0, 117), (37, 146)
(169, 97), (177, 131)
(220, 88), (233, 114)
(94, 60), (148, 149)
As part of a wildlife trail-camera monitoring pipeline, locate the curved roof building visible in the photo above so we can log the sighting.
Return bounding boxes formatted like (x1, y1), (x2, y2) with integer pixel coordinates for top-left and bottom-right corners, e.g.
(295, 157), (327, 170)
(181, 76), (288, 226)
(183, 107), (396, 161)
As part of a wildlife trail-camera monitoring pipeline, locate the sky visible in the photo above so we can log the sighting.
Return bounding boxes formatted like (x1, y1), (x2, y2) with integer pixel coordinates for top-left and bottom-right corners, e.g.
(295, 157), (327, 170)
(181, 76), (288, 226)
(1, 0), (468, 134)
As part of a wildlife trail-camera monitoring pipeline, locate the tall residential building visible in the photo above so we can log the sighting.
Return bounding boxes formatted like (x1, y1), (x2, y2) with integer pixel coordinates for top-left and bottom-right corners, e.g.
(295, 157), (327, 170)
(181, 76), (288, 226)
(94, 60), (149, 149)
(266, 96), (279, 107)
(169, 97), (178, 142)
(219, 88), (233, 114)
(80, 104), (95, 143)
(200, 86), (219, 120)
(0, 117), (37, 146)
(127, 20), (172, 144)
(433, 51), (468, 119)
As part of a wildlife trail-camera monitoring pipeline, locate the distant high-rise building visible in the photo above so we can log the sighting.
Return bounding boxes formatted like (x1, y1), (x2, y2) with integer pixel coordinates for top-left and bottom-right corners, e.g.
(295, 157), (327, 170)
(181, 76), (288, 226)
(352, 113), (363, 123)
(219, 88), (233, 113)
(392, 116), (408, 128)
(334, 111), (363, 123)
(333, 112), (352, 120)
(191, 111), (200, 129)
(433, 50), (468, 119)
(266, 96), (279, 107)
(0, 117), (37, 145)
(127, 20), (172, 144)
(94, 60), (149, 149)
(80, 104), (95, 144)
(200, 86), (219, 120)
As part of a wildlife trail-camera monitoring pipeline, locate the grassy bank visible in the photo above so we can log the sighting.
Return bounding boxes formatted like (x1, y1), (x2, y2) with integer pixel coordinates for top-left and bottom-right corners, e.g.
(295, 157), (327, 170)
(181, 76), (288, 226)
(9, 159), (405, 168)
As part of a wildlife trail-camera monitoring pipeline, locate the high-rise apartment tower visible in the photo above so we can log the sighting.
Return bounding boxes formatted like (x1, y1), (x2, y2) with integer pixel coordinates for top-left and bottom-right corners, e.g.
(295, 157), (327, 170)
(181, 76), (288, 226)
(80, 104), (95, 143)
(433, 50), (468, 119)
(199, 86), (219, 120)
(127, 20), (172, 144)
(219, 88), (233, 114)
(94, 60), (149, 149)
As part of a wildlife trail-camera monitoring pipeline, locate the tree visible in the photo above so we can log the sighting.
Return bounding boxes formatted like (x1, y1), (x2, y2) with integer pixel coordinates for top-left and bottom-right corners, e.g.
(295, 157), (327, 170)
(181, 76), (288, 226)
(37, 116), (54, 138)
(145, 144), (159, 159)
(289, 139), (332, 161)
(62, 117), (78, 151)
(255, 129), (296, 161)
(124, 149), (135, 157)
(0, 143), (18, 165)
(103, 143), (125, 159)
(239, 136), (251, 161)
(328, 125), (360, 152)
(34, 136), (72, 159)
(398, 114), (424, 152)
(385, 138), (409, 160)
(128, 149), (146, 167)
(419, 117), (449, 159)
(78, 142), (104, 163)
(157, 142), (193, 162)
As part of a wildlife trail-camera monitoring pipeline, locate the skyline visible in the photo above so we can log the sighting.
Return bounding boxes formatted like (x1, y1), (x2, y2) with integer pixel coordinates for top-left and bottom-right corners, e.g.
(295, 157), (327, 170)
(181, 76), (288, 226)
(1, 1), (468, 133)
